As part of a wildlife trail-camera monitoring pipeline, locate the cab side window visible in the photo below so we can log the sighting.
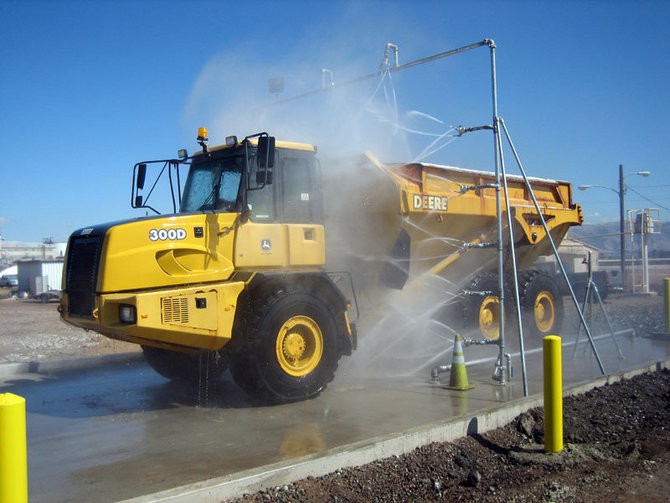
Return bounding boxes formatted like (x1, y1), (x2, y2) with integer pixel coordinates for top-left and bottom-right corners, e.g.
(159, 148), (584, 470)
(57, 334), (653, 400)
(281, 156), (314, 223)
(247, 155), (275, 222)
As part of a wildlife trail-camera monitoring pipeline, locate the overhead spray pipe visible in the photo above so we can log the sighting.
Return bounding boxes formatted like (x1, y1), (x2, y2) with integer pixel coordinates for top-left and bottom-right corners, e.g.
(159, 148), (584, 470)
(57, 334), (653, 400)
(256, 40), (492, 110)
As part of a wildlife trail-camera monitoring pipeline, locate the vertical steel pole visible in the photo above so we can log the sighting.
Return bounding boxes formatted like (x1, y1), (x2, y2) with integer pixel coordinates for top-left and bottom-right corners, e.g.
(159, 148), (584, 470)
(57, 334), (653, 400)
(491, 46), (531, 396)
(619, 164), (626, 292)
(498, 137), (528, 395)
(665, 278), (670, 333)
(642, 211), (650, 294)
(488, 40), (509, 386)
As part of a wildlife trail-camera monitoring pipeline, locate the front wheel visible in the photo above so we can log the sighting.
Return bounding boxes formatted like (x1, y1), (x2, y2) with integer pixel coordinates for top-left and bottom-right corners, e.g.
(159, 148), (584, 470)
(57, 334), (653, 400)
(228, 286), (342, 403)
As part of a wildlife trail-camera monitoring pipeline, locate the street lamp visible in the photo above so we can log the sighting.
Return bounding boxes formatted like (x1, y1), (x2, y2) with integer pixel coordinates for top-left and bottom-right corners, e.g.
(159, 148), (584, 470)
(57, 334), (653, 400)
(578, 165), (650, 292)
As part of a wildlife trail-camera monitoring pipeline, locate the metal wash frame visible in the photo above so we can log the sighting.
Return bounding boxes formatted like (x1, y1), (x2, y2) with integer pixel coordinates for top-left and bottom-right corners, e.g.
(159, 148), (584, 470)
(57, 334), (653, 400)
(263, 39), (607, 396)
(403, 39), (606, 396)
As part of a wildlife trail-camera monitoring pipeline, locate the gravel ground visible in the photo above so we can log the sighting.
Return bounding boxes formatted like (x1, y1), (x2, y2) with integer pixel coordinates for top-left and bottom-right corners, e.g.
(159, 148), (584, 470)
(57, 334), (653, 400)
(0, 293), (139, 362)
(233, 369), (670, 503)
(0, 290), (668, 502)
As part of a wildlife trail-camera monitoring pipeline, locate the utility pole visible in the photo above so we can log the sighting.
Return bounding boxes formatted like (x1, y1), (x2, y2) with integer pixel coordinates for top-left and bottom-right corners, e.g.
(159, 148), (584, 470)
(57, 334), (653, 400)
(619, 164), (626, 292)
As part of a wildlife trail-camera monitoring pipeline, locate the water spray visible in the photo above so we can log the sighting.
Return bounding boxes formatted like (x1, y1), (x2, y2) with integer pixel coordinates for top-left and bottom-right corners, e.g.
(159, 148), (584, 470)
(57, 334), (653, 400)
(253, 38), (600, 397)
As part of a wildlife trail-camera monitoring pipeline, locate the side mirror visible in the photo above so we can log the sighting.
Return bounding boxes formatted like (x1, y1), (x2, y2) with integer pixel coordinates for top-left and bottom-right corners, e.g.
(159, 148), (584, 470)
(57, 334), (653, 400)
(136, 163), (147, 190)
(257, 136), (275, 169)
(256, 169), (273, 185)
(130, 161), (165, 215)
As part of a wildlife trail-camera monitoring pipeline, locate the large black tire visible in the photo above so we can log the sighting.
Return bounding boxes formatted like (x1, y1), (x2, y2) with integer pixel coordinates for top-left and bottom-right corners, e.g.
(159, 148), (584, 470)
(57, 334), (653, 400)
(228, 286), (342, 403)
(463, 273), (509, 340)
(519, 270), (563, 338)
(141, 345), (227, 383)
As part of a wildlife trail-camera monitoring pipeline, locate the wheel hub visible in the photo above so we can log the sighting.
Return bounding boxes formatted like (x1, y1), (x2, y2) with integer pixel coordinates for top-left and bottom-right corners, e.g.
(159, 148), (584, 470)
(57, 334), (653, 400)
(275, 315), (324, 377)
(479, 296), (501, 340)
(282, 332), (307, 360)
(534, 292), (555, 332)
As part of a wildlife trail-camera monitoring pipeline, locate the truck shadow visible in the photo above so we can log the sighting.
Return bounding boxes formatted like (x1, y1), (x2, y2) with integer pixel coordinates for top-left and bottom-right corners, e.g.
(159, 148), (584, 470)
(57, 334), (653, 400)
(1, 359), (259, 419)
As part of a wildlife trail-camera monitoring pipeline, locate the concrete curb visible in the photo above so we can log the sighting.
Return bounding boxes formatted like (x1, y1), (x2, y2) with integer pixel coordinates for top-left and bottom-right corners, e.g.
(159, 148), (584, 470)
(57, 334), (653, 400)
(120, 358), (670, 503)
(0, 352), (144, 377)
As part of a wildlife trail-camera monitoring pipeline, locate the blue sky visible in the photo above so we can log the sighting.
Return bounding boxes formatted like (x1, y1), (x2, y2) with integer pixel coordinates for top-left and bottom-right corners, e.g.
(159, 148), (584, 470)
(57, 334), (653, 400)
(1, 0), (669, 243)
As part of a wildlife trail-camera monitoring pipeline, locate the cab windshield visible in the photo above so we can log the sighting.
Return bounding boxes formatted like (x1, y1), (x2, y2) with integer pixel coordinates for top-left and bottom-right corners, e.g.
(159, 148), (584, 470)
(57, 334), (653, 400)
(180, 155), (245, 213)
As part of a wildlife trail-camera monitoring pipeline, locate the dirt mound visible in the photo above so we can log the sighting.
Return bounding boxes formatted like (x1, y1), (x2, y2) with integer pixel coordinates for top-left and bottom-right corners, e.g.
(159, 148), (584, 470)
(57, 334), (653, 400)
(234, 369), (670, 502)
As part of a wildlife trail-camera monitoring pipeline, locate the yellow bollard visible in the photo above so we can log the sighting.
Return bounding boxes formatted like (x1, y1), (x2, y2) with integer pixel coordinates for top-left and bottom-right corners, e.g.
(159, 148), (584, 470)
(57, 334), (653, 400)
(0, 393), (28, 503)
(665, 278), (670, 334)
(543, 335), (563, 454)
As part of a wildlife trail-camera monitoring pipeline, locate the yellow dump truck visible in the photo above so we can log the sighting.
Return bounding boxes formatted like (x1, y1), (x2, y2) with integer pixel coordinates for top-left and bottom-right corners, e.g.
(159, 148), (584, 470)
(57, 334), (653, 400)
(59, 131), (582, 402)
(323, 153), (583, 340)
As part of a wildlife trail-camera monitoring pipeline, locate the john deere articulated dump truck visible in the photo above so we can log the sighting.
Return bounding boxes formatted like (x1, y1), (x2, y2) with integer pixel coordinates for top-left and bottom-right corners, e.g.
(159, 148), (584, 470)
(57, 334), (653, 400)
(324, 153), (584, 341)
(60, 130), (582, 402)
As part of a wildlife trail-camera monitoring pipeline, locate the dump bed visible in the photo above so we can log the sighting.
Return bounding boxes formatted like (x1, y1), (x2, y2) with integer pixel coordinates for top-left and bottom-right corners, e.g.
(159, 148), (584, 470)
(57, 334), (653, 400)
(324, 154), (583, 290)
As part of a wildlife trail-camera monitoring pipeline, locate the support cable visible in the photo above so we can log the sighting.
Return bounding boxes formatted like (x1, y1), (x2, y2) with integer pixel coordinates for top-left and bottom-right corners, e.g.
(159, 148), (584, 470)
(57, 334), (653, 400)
(499, 118), (606, 374)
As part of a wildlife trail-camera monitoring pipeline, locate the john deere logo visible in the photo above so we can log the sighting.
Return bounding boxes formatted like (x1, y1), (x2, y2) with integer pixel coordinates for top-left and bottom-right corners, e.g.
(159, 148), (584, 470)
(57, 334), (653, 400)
(413, 193), (449, 212)
(261, 239), (272, 251)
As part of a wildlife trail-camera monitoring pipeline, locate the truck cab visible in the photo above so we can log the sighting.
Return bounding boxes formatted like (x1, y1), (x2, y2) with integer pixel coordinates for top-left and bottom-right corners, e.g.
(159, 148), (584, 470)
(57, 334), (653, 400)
(60, 131), (355, 403)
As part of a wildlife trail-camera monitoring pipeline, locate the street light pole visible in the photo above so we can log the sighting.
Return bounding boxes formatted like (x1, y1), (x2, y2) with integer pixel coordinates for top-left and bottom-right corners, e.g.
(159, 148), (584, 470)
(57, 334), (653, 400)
(578, 168), (650, 294)
(619, 164), (626, 291)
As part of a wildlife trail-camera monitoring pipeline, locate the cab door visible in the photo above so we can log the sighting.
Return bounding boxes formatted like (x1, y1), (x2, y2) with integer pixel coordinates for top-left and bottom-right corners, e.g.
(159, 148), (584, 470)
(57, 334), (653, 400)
(235, 150), (325, 268)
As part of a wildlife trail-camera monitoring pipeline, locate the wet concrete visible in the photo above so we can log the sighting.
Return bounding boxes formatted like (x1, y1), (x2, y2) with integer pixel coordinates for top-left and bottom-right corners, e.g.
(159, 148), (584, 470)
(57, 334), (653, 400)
(1, 331), (668, 503)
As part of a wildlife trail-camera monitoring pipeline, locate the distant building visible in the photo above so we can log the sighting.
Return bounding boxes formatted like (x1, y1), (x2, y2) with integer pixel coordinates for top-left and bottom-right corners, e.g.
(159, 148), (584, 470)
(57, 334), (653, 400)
(536, 237), (670, 294)
(534, 237), (601, 274)
(0, 240), (66, 266)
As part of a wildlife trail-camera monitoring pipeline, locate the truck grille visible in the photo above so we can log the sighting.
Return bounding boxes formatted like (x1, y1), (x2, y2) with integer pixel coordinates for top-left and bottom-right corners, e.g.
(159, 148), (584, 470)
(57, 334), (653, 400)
(66, 234), (103, 318)
(162, 297), (189, 324)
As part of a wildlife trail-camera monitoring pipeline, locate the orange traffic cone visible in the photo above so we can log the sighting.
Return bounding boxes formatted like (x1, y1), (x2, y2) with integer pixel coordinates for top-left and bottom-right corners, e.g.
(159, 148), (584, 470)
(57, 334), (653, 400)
(447, 335), (474, 391)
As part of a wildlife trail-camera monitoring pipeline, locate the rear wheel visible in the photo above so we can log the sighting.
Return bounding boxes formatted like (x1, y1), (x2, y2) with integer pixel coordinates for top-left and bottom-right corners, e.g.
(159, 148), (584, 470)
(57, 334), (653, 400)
(519, 270), (563, 338)
(463, 273), (508, 340)
(228, 286), (341, 403)
(141, 346), (226, 383)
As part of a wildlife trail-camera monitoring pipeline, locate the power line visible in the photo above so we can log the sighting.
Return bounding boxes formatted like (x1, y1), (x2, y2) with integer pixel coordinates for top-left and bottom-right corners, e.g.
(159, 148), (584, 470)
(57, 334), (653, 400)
(627, 186), (670, 211)
(630, 183), (670, 188)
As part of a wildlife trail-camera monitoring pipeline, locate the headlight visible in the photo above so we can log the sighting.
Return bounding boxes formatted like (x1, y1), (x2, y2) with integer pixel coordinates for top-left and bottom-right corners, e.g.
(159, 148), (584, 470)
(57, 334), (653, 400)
(119, 304), (137, 324)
